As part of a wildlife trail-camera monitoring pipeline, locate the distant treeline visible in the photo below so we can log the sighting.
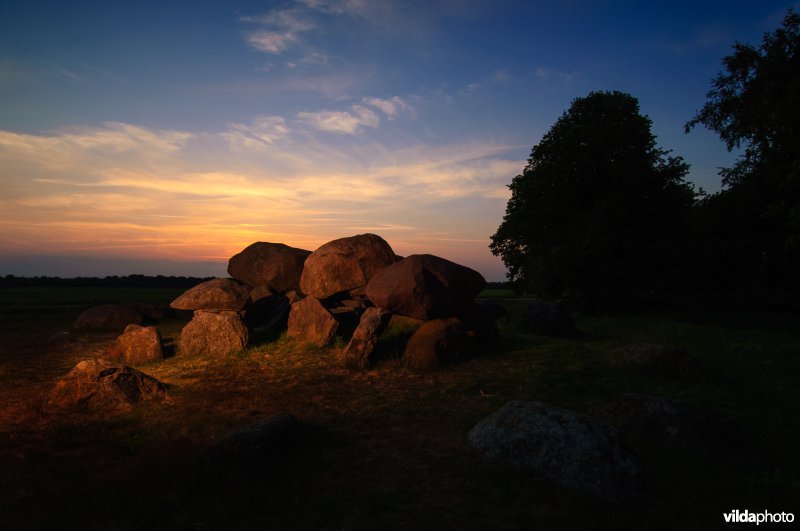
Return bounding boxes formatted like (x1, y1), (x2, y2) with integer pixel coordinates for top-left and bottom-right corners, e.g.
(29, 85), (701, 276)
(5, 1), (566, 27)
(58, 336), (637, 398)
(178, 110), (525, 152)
(1, 275), (510, 291)
(0, 274), (214, 288)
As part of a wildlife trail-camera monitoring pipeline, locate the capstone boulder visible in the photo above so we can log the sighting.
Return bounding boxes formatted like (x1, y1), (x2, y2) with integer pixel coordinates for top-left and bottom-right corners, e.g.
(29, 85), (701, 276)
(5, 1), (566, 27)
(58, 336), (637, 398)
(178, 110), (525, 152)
(365, 254), (485, 320)
(228, 242), (311, 293)
(170, 278), (250, 312)
(300, 233), (397, 300)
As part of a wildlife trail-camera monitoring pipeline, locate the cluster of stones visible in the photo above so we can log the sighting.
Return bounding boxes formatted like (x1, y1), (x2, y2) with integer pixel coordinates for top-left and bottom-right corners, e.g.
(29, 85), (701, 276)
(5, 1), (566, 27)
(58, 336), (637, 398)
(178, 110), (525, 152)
(169, 233), (494, 370)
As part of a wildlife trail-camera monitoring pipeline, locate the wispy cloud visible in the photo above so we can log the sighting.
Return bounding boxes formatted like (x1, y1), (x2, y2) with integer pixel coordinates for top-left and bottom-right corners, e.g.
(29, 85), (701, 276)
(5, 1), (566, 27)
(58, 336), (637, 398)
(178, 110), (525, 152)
(242, 8), (316, 54)
(0, 109), (517, 277)
(223, 116), (289, 150)
(246, 30), (298, 53)
(298, 104), (380, 134)
(363, 96), (415, 119)
(534, 65), (579, 83)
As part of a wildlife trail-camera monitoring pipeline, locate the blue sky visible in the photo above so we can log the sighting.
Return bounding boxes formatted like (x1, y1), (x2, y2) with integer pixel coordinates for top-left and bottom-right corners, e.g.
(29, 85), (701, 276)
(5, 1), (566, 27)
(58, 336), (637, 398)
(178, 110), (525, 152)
(0, 0), (796, 280)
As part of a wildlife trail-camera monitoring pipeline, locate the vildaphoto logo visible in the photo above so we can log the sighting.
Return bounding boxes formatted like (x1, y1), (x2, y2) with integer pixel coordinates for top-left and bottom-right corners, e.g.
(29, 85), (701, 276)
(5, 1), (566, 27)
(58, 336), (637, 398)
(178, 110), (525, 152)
(723, 509), (795, 525)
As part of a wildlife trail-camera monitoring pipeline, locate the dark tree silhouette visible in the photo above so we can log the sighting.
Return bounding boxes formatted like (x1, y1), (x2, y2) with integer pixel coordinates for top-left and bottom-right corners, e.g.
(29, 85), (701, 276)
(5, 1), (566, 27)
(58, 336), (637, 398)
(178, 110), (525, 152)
(686, 9), (800, 307)
(491, 91), (696, 309)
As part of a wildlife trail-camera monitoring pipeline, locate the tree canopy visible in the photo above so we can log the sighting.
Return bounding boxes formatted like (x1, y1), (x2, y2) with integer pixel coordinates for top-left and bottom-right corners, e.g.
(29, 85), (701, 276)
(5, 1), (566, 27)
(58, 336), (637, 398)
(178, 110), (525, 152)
(686, 9), (799, 188)
(491, 91), (696, 308)
(686, 9), (800, 307)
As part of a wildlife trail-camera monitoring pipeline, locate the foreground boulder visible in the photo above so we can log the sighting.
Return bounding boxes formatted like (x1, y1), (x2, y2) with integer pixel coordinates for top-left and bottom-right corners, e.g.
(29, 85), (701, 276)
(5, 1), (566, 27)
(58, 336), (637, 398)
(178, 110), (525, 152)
(468, 401), (639, 502)
(170, 278), (250, 312)
(228, 242), (311, 293)
(110, 324), (164, 365)
(365, 254), (485, 320)
(521, 301), (577, 337)
(286, 297), (339, 347)
(614, 343), (704, 380)
(45, 359), (168, 414)
(404, 318), (474, 371)
(74, 304), (143, 333)
(339, 307), (392, 368)
(300, 233), (397, 300)
(179, 311), (249, 356)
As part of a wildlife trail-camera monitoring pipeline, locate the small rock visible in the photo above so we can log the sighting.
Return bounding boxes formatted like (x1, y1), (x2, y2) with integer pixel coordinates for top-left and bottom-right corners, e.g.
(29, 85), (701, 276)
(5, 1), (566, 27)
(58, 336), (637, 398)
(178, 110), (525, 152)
(249, 285), (277, 303)
(109, 324), (164, 365)
(46, 330), (76, 345)
(285, 290), (303, 305)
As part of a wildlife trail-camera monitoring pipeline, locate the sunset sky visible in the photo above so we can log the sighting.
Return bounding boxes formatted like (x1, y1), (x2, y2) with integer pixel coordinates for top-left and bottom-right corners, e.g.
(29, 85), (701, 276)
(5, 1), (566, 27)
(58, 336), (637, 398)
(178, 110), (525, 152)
(1, 1), (796, 280)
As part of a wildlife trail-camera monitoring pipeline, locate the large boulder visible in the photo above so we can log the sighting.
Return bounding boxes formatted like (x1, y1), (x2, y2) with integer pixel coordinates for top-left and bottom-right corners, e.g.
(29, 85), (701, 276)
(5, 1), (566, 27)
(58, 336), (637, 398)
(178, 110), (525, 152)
(365, 254), (485, 320)
(228, 242), (311, 293)
(403, 318), (474, 371)
(109, 324), (164, 365)
(44, 359), (169, 414)
(614, 343), (704, 380)
(521, 301), (577, 337)
(468, 401), (639, 502)
(339, 307), (392, 368)
(300, 233), (397, 300)
(170, 278), (250, 311)
(74, 304), (143, 333)
(286, 297), (339, 347)
(179, 311), (249, 357)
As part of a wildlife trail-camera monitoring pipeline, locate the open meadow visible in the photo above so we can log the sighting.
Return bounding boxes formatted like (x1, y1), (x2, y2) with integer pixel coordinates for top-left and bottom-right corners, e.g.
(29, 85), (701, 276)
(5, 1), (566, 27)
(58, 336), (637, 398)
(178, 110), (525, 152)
(0, 287), (798, 530)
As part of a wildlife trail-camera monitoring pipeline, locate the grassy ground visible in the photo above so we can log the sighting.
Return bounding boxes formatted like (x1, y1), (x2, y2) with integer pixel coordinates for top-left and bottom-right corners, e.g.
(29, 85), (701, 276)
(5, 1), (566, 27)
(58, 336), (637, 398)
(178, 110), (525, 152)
(0, 288), (798, 529)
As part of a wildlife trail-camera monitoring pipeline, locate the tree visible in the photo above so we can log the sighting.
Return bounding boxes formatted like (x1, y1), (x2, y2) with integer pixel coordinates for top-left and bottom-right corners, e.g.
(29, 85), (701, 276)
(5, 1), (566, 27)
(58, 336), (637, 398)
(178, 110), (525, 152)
(490, 91), (696, 308)
(686, 9), (800, 307)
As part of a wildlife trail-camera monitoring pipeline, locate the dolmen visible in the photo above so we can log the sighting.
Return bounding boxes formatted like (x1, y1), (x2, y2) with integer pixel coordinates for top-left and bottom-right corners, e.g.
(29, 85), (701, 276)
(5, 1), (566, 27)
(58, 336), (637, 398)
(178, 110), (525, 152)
(168, 233), (498, 370)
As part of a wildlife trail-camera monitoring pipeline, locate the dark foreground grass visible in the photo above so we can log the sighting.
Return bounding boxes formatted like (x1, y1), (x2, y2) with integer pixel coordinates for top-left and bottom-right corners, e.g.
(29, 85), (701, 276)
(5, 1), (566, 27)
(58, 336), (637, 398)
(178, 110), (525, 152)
(0, 288), (798, 530)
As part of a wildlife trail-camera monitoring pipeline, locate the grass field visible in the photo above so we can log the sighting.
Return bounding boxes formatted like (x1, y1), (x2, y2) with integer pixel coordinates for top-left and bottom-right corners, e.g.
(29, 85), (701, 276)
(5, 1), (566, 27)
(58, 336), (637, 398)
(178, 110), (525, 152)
(0, 287), (798, 529)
